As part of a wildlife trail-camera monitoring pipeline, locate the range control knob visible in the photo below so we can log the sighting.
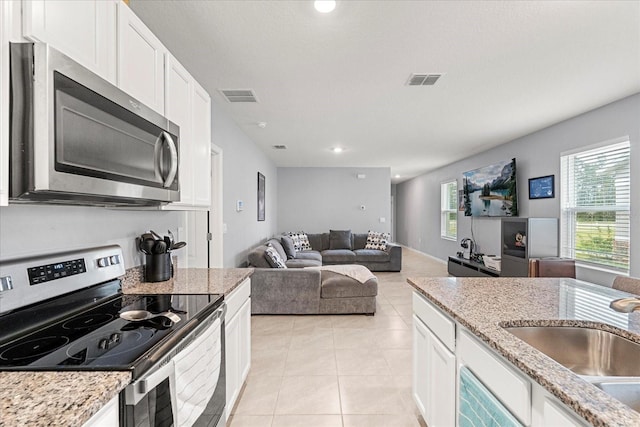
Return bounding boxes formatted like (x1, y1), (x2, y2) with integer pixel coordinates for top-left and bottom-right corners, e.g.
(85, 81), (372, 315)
(97, 257), (110, 268)
(109, 255), (120, 265)
(110, 333), (120, 344)
(98, 338), (109, 350)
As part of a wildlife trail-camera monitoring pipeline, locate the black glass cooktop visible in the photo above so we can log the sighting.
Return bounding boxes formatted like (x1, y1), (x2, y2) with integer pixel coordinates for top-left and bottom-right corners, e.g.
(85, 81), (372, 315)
(0, 280), (223, 379)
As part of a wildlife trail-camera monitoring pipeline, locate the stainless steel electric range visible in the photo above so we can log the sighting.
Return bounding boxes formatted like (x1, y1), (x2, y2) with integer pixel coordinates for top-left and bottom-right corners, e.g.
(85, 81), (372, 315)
(0, 245), (226, 427)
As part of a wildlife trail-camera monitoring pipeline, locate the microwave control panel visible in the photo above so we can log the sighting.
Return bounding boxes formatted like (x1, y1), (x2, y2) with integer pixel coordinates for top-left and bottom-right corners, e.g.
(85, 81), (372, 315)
(28, 258), (86, 285)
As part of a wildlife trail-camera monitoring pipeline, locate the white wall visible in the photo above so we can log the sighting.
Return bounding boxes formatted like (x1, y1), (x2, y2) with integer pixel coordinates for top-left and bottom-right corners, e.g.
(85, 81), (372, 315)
(277, 167), (391, 235)
(0, 205), (185, 269)
(396, 93), (640, 285)
(211, 101), (278, 267)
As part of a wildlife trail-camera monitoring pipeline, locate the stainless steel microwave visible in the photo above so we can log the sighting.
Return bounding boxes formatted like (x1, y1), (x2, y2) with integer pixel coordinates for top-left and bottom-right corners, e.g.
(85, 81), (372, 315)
(9, 43), (180, 206)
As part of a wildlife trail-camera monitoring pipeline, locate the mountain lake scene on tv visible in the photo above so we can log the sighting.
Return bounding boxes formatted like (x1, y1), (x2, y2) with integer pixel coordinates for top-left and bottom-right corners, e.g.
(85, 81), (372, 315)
(463, 159), (518, 216)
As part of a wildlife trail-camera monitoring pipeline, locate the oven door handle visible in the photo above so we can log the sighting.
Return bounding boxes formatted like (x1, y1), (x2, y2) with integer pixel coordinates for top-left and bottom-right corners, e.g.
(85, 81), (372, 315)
(125, 357), (174, 405)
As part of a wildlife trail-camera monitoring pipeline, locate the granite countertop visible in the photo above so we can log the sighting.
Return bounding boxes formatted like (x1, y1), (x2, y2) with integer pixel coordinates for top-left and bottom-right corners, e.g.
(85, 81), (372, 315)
(407, 276), (640, 427)
(121, 267), (254, 295)
(1, 267), (253, 427)
(0, 371), (130, 427)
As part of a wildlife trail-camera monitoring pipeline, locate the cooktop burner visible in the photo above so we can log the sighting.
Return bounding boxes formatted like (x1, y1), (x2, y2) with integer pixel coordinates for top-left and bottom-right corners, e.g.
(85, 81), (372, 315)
(0, 245), (224, 380)
(0, 281), (223, 377)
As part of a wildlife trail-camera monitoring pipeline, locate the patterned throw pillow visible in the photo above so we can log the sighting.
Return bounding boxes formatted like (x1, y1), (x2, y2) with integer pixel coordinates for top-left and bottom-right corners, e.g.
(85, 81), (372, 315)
(264, 245), (287, 268)
(286, 231), (311, 251)
(365, 230), (390, 251)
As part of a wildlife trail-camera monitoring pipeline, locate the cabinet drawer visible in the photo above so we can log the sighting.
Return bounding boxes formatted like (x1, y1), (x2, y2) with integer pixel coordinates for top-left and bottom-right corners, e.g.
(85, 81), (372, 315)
(412, 291), (455, 351)
(226, 278), (251, 320)
(459, 331), (531, 425)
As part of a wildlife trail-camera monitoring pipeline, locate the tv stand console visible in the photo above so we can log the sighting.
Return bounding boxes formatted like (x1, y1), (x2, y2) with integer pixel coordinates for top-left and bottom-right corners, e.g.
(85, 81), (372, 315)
(447, 256), (501, 278)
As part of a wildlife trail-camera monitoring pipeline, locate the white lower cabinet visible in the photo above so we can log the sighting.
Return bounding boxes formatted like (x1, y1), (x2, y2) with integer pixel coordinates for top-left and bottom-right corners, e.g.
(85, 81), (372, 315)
(412, 291), (587, 427)
(225, 278), (251, 418)
(413, 314), (456, 427)
(81, 395), (118, 427)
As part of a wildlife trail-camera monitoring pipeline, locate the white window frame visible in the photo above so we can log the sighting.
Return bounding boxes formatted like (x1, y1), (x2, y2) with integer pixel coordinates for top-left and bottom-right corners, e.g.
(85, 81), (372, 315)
(441, 180), (458, 241)
(560, 137), (631, 273)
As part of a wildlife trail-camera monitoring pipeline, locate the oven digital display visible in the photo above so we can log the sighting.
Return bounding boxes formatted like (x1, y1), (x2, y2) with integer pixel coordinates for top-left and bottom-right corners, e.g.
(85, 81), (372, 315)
(28, 258), (86, 285)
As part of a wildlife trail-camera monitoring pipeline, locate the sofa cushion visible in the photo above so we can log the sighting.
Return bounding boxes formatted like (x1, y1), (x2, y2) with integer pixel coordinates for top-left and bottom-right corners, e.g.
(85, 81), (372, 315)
(320, 271), (378, 298)
(365, 231), (390, 250)
(286, 232), (311, 251)
(321, 249), (356, 263)
(329, 229), (352, 250)
(265, 245), (287, 268)
(266, 238), (287, 260)
(247, 245), (273, 268)
(306, 233), (323, 251)
(286, 258), (322, 268)
(353, 233), (368, 250)
(353, 249), (390, 262)
(280, 235), (296, 259)
(295, 250), (323, 262)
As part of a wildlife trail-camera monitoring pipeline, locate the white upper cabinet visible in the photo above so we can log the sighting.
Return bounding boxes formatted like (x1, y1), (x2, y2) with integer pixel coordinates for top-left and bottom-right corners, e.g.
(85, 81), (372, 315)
(191, 81), (212, 207)
(164, 53), (211, 209)
(116, 2), (165, 115)
(165, 55), (194, 205)
(0, 1), (11, 206)
(22, 0), (117, 83)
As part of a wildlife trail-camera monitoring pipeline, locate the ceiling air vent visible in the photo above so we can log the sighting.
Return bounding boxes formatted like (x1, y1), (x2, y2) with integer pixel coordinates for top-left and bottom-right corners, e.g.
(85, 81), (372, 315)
(407, 73), (442, 86)
(219, 89), (258, 103)
(272, 145), (287, 150)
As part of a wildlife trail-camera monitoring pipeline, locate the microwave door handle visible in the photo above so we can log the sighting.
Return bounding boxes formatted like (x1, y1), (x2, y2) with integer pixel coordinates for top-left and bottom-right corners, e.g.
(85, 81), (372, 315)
(161, 132), (178, 188)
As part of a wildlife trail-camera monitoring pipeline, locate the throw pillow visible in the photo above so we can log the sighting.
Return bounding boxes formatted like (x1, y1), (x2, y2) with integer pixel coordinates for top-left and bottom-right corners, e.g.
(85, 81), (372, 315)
(329, 229), (352, 250)
(264, 245), (287, 268)
(365, 230), (390, 251)
(280, 235), (297, 259)
(286, 231), (311, 251)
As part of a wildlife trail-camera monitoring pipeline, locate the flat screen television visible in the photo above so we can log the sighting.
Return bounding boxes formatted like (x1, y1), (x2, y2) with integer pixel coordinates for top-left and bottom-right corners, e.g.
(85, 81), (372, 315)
(463, 158), (518, 217)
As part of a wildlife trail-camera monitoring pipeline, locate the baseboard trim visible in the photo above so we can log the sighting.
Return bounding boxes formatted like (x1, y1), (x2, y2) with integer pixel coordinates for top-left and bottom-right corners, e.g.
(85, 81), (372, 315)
(398, 244), (447, 265)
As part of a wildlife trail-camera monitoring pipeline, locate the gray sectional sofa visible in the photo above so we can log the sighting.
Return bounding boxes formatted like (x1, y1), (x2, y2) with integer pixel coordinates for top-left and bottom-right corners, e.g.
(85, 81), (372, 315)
(247, 231), (401, 315)
(248, 232), (402, 272)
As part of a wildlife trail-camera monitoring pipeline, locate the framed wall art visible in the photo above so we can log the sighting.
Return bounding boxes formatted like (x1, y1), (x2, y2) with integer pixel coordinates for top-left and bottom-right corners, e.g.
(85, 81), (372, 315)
(257, 172), (266, 221)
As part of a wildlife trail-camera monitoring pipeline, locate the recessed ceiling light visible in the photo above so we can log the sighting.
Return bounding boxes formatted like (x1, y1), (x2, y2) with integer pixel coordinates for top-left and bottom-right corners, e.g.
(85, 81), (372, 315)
(332, 147), (343, 153)
(314, 0), (336, 13)
(257, 122), (267, 128)
(394, 174), (401, 179)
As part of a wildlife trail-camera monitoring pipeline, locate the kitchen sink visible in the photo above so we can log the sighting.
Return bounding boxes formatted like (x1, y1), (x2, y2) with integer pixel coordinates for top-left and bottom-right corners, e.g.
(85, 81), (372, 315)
(593, 382), (640, 412)
(503, 326), (640, 377)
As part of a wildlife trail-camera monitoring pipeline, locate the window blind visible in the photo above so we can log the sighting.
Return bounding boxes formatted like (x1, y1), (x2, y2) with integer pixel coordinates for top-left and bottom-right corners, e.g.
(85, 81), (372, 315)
(560, 140), (631, 272)
(441, 180), (457, 240)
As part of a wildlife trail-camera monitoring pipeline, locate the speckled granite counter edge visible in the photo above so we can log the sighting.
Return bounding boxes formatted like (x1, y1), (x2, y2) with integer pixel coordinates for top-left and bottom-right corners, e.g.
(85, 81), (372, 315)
(0, 371), (130, 427)
(408, 279), (640, 427)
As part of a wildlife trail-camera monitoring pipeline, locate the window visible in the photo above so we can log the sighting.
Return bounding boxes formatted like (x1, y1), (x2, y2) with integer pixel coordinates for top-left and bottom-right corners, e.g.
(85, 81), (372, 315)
(441, 180), (458, 240)
(560, 139), (630, 272)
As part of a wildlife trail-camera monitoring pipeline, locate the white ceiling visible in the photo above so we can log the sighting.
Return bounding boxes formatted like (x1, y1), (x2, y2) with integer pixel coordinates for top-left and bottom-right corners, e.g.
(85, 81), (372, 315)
(130, 0), (640, 183)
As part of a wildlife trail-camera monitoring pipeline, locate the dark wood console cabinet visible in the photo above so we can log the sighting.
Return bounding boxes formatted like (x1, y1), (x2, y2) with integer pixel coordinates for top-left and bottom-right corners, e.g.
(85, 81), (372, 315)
(447, 256), (500, 278)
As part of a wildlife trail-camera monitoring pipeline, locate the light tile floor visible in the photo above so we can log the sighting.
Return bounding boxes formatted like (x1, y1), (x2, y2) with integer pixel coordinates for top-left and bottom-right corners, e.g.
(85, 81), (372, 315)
(228, 247), (448, 427)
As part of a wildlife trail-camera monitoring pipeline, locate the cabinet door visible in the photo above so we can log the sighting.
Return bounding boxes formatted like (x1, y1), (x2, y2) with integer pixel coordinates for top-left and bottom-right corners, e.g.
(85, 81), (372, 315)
(23, 0), (116, 83)
(412, 315), (430, 418)
(238, 298), (252, 383)
(164, 54), (193, 205)
(117, 2), (165, 114)
(426, 327), (456, 427)
(0, 1), (10, 206)
(225, 308), (241, 417)
(81, 395), (119, 427)
(191, 81), (212, 207)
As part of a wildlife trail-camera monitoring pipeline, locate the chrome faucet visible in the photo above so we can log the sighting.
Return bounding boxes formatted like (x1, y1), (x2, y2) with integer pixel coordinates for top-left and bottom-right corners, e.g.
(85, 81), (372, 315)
(610, 297), (640, 313)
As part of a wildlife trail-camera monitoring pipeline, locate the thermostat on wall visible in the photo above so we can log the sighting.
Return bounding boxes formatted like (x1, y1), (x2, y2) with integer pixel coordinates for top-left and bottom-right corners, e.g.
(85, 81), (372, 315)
(236, 200), (244, 212)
